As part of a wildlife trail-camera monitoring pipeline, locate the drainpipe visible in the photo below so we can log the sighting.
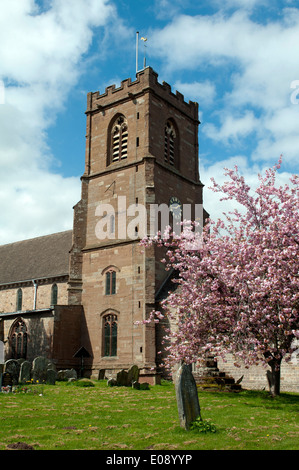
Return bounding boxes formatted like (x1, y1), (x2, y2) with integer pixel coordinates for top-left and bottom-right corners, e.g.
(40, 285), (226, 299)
(32, 280), (38, 310)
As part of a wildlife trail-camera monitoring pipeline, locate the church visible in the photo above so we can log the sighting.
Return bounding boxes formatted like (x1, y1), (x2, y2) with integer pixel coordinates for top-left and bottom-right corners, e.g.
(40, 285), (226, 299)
(0, 67), (298, 391)
(0, 67), (203, 384)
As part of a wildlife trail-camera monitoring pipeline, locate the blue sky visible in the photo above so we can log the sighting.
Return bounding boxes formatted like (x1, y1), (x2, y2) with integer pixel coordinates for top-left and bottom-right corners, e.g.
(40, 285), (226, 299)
(0, 0), (299, 244)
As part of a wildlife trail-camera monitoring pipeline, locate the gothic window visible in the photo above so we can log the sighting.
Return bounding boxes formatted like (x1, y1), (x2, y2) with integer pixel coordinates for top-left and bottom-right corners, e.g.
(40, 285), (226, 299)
(10, 318), (27, 359)
(16, 288), (22, 311)
(164, 120), (177, 166)
(103, 313), (117, 357)
(105, 270), (116, 295)
(111, 115), (128, 163)
(51, 283), (58, 305)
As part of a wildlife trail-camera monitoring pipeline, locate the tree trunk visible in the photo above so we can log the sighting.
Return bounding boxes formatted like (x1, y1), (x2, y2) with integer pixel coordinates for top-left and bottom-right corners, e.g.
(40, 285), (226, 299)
(266, 357), (281, 397)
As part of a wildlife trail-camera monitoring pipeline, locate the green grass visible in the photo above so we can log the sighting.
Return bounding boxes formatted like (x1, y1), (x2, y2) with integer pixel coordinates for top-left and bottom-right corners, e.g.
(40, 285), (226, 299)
(0, 380), (298, 450)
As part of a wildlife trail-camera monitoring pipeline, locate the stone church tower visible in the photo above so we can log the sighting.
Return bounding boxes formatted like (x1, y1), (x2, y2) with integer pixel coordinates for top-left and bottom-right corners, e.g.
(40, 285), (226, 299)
(68, 67), (203, 383)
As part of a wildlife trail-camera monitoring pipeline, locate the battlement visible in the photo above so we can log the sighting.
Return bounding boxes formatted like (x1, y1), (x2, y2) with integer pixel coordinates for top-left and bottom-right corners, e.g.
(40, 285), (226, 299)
(87, 67), (198, 120)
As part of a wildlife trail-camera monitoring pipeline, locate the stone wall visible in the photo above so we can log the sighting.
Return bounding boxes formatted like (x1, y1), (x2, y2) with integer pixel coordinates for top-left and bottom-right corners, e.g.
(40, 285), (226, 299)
(217, 354), (299, 393)
(0, 279), (68, 314)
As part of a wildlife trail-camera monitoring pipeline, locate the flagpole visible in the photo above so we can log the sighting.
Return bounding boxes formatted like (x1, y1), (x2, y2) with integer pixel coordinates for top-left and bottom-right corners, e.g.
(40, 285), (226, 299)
(136, 31), (139, 75)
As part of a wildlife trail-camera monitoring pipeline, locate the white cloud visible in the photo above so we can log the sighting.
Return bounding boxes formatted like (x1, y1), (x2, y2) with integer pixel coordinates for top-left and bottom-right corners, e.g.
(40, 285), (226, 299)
(150, 8), (299, 170)
(0, 0), (116, 244)
(174, 80), (216, 106)
(204, 111), (259, 144)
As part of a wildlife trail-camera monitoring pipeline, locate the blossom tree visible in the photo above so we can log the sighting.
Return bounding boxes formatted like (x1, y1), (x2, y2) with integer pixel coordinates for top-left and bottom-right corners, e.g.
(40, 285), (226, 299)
(142, 158), (299, 396)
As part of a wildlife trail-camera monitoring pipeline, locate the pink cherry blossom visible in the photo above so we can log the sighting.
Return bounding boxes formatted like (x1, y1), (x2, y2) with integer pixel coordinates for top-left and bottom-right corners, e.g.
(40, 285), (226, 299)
(141, 156), (299, 396)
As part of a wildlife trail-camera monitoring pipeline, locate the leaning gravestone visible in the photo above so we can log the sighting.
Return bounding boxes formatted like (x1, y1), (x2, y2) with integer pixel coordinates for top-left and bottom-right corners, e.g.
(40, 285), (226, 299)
(4, 359), (20, 385)
(175, 363), (201, 430)
(127, 365), (139, 385)
(116, 369), (128, 386)
(19, 361), (32, 384)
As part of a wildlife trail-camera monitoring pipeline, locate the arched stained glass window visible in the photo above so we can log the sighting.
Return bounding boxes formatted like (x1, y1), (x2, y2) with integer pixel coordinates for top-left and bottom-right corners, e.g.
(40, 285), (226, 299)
(103, 314), (117, 357)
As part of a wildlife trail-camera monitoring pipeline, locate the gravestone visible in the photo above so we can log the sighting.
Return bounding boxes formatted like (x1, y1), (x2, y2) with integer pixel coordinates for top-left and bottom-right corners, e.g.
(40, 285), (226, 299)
(46, 369), (57, 385)
(2, 372), (13, 388)
(57, 368), (77, 381)
(175, 363), (201, 430)
(19, 361), (32, 384)
(4, 359), (20, 385)
(32, 356), (48, 383)
(32, 356), (56, 383)
(127, 365), (139, 385)
(116, 369), (128, 386)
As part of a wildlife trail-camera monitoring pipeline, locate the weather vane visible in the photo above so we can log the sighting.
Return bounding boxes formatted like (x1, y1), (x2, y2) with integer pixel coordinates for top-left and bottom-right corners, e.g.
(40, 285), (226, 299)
(136, 31), (148, 74)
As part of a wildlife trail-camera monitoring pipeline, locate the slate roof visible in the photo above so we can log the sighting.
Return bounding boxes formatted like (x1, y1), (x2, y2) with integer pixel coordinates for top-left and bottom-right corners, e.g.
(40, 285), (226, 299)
(0, 230), (73, 285)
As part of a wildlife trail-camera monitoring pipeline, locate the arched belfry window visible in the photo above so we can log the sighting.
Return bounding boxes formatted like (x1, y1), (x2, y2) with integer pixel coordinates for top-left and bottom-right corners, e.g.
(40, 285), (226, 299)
(10, 318), (27, 359)
(103, 313), (117, 357)
(164, 120), (178, 166)
(110, 115), (128, 163)
(105, 270), (116, 295)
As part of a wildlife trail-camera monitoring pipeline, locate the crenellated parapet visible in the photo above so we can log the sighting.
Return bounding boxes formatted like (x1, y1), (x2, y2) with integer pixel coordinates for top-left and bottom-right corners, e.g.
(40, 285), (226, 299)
(86, 67), (198, 120)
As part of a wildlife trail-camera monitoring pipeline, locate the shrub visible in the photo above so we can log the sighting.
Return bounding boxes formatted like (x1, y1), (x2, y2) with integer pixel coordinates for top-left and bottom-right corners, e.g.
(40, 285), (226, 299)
(190, 418), (217, 433)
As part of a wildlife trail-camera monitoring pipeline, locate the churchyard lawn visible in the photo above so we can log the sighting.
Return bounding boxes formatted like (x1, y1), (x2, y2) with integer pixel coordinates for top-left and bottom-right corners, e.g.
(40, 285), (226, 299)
(0, 380), (298, 450)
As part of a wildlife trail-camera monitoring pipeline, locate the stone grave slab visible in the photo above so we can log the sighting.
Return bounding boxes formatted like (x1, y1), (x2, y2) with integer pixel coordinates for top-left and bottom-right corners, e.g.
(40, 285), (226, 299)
(175, 363), (201, 430)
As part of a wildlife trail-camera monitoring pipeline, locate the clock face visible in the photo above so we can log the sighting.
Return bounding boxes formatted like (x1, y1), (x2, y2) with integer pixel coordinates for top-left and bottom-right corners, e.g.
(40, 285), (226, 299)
(169, 196), (182, 219)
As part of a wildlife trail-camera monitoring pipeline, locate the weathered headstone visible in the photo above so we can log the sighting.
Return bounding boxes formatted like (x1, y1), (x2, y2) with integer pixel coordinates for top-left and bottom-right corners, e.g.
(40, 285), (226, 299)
(46, 369), (57, 385)
(116, 369), (128, 386)
(98, 369), (106, 380)
(2, 371), (13, 388)
(127, 365), (139, 385)
(175, 363), (201, 430)
(57, 368), (77, 381)
(19, 361), (32, 384)
(32, 356), (49, 383)
(4, 359), (20, 385)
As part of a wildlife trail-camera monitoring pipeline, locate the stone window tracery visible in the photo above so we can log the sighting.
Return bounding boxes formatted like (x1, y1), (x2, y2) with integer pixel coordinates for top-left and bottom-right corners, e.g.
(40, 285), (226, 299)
(111, 115), (128, 163)
(103, 313), (117, 357)
(10, 318), (27, 359)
